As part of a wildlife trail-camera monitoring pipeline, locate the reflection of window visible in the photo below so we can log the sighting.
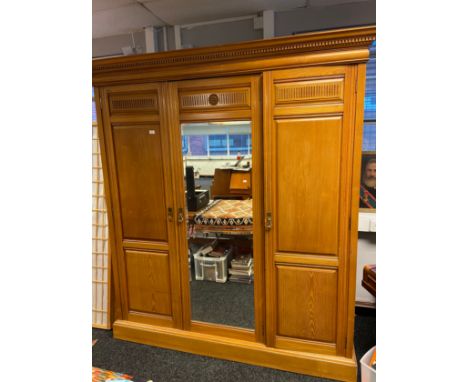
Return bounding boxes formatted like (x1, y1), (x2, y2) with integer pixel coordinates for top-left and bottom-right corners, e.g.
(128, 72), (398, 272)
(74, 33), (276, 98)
(188, 136), (208, 155)
(92, 88), (97, 122)
(363, 41), (376, 151)
(181, 122), (251, 157)
(363, 122), (376, 152)
(230, 135), (250, 155)
(209, 135), (228, 155)
(182, 136), (189, 155)
(361, 41), (376, 209)
(184, 133), (251, 156)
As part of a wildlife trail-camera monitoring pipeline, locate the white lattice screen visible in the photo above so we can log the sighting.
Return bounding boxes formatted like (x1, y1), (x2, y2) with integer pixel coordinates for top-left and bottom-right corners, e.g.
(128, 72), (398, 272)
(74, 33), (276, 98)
(92, 122), (111, 329)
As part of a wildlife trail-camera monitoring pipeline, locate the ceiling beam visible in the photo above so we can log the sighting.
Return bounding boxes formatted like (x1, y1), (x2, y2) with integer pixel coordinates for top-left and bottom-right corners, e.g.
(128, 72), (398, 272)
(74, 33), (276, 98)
(135, 0), (169, 25)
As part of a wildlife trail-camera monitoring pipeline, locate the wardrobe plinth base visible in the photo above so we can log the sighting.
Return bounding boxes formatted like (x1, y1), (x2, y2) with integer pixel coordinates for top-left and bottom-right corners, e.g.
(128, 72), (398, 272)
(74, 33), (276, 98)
(113, 320), (357, 382)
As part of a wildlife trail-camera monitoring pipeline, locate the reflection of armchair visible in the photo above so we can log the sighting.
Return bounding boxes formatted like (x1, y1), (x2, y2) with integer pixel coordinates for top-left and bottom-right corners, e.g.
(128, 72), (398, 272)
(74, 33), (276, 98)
(211, 168), (251, 199)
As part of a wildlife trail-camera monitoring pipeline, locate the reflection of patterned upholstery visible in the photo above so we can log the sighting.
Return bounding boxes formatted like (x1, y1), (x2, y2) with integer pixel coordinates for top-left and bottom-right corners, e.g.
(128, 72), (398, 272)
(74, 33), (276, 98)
(92, 367), (133, 381)
(194, 199), (253, 234)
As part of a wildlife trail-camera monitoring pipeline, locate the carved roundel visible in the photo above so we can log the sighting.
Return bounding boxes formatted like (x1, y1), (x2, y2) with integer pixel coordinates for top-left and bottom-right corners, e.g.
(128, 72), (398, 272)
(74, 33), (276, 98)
(208, 93), (219, 106)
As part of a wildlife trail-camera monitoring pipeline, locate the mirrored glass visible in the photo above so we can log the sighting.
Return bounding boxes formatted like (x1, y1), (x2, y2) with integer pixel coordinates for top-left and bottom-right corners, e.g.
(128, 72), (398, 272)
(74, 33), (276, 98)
(181, 121), (255, 329)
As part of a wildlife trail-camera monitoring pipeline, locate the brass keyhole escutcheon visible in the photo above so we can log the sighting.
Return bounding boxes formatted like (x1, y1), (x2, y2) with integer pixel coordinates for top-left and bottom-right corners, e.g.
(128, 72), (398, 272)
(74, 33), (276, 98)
(208, 93), (219, 106)
(177, 208), (184, 223)
(265, 212), (272, 231)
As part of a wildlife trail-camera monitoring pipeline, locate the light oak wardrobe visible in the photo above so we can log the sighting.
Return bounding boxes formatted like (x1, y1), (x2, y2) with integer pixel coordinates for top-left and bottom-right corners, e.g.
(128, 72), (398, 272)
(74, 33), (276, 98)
(93, 25), (376, 382)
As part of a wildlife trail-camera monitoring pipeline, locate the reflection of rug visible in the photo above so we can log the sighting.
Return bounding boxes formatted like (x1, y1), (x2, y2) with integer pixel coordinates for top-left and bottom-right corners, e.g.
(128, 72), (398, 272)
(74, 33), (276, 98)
(194, 199), (253, 234)
(92, 367), (133, 381)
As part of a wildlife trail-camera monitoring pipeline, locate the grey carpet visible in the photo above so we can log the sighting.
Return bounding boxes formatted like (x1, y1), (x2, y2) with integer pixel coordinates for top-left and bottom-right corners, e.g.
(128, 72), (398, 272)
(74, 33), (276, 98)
(92, 309), (375, 382)
(190, 279), (255, 328)
(93, 329), (335, 382)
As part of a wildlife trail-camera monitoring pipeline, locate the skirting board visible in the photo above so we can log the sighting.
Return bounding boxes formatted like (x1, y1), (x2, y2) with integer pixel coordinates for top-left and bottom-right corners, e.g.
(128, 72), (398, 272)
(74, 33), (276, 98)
(355, 300), (376, 309)
(113, 320), (357, 382)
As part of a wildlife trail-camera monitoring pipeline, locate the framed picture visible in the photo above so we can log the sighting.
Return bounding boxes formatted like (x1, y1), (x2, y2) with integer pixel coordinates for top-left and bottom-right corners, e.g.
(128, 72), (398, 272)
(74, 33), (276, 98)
(359, 152), (376, 211)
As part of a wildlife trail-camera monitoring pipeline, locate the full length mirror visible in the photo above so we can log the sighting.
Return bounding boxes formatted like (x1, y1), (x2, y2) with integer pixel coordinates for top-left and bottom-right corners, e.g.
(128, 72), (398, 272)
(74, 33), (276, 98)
(181, 121), (255, 329)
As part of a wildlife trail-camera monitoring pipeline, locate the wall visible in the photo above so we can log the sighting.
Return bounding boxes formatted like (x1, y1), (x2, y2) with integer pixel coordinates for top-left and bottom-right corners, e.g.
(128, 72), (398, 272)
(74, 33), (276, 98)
(181, 18), (262, 49)
(92, 1), (376, 58)
(93, 31), (146, 58)
(275, 1), (376, 36)
(166, 26), (176, 51)
(184, 157), (252, 177)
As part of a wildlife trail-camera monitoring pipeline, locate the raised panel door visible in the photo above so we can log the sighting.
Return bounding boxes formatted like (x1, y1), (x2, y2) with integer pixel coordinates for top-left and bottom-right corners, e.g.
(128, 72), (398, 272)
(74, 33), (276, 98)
(125, 250), (172, 315)
(264, 66), (358, 355)
(275, 117), (342, 255)
(99, 83), (182, 328)
(112, 124), (167, 241)
(277, 265), (337, 343)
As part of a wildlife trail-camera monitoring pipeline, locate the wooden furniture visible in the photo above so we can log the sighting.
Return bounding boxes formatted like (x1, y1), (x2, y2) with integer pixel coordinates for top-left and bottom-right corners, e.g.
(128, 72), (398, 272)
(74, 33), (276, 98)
(93, 26), (375, 382)
(362, 264), (376, 297)
(211, 168), (252, 199)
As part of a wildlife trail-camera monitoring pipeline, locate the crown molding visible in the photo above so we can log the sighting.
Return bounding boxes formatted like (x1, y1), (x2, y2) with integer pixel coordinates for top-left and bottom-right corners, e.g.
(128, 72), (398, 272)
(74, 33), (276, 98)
(93, 25), (375, 85)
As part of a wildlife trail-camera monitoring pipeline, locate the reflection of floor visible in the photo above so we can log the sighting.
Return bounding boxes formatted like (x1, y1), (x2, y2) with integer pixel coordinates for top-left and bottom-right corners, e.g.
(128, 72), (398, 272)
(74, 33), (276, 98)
(190, 279), (255, 329)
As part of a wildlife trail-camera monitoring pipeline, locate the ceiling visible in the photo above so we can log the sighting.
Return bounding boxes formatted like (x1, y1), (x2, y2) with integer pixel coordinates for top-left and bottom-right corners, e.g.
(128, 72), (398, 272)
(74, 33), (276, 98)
(93, 0), (366, 39)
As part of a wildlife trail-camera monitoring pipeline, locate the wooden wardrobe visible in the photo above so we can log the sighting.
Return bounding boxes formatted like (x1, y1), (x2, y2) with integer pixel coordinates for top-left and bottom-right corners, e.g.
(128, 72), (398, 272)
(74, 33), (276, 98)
(93, 26), (375, 382)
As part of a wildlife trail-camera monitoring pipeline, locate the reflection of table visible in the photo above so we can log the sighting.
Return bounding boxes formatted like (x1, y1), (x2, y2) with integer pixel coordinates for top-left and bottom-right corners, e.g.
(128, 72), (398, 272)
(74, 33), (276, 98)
(211, 168), (251, 200)
(187, 210), (199, 220)
(190, 199), (253, 236)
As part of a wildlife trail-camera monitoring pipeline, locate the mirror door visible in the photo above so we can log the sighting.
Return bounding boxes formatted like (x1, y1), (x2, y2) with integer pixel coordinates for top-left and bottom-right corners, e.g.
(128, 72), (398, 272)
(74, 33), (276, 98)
(168, 77), (264, 341)
(182, 121), (254, 329)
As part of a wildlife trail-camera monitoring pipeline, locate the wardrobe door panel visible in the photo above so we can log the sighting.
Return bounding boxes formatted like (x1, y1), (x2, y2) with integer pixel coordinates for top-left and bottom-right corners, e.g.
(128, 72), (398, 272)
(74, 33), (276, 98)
(100, 83), (183, 329)
(265, 66), (356, 355)
(277, 265), (337, 343)
(276, 117), (342, 256)
(113, 124), (167, 242)
(125, 249), (172, 315)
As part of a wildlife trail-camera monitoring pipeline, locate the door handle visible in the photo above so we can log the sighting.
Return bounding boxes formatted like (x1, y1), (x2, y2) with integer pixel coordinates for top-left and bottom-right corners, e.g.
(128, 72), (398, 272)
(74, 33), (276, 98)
(177, 208), (184, 223)
(265, 212), (272, 231)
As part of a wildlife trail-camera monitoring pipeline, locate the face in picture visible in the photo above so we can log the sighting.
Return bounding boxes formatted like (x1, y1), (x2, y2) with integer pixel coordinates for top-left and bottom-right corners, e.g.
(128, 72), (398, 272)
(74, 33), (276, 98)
(360, 156), (376, 209)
